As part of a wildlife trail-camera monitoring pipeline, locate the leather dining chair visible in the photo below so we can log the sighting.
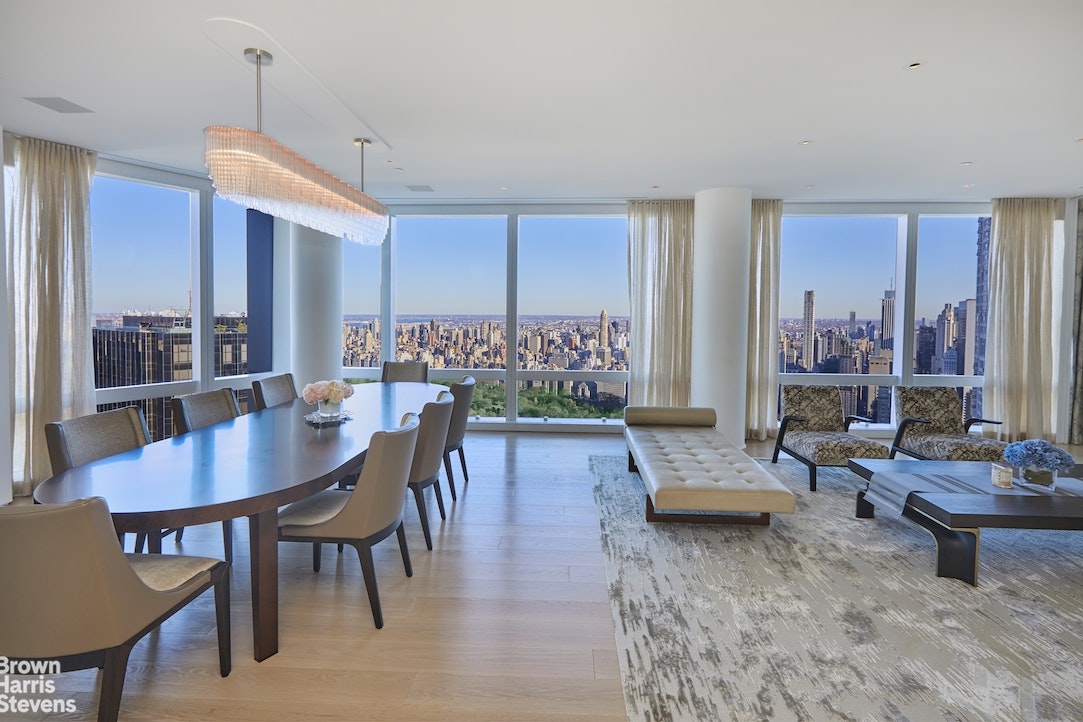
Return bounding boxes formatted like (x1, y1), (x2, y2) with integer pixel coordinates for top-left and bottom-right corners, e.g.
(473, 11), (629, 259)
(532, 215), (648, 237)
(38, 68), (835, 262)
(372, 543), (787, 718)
(277, 414), (420, 629)
(44, 406), (174, 553)
(442, 375), (476, 501)
(407, 391), (455, 550)
(251, 372), (298, 411)
(170, 389), (241, 563)
(381, 361), (429, 382)
(0, 496), (231, 722)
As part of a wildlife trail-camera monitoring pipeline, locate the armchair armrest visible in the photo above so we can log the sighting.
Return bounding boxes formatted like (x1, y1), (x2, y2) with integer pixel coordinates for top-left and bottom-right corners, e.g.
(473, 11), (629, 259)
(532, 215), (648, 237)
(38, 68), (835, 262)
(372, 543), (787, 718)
(889, 416), (930, 458)
(777, 414), (806, 441)
(844, 415), (874, 431)
(964, 417), (1002, 432)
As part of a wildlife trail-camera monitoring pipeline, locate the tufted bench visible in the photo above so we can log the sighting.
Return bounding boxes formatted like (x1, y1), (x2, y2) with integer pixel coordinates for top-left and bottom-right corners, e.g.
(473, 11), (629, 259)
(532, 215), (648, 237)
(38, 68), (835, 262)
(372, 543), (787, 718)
(624, 406), (796, 525)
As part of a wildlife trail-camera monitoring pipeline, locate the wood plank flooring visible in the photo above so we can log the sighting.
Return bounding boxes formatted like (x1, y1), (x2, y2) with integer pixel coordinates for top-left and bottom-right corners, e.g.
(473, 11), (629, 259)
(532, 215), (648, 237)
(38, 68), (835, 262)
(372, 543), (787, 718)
(23, 432), (629, 722)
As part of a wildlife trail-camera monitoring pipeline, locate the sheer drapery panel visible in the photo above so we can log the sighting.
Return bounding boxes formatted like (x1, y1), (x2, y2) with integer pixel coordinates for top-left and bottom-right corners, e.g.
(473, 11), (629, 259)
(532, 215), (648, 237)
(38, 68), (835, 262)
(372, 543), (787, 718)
(627, 199), (694, 407)
(983, 197), (1058, 442)
(746, 199), (782, 440)
(8, 136), (97, 493)
(1070, 199), (1083, 445)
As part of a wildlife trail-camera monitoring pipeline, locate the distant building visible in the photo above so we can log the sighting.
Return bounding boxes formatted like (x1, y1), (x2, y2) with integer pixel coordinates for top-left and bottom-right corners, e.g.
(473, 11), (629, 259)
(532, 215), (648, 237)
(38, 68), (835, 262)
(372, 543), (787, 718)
(802, 290), (815, 371)
(880, 289), (895, 350)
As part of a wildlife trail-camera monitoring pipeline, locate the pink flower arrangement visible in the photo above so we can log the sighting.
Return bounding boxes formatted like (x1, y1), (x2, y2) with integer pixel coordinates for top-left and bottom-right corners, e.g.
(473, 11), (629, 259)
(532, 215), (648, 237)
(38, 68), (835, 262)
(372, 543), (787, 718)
(301, 379), (355, 405)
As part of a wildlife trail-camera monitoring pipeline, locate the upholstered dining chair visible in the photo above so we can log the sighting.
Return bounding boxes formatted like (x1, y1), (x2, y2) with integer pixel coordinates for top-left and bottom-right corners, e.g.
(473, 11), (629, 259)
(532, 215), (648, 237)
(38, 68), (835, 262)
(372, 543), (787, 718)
(442, 375), (475, 501)
(381, 360), (429, 383)
(44, 406), (173, 553)
(170, 389), (241, 563)
(890, 386), (1007, 461)
(251, 372), (298, 411)
(772, 385), (890, 491)
(0, 497), (231, 722)
(407, 391), (455, 550)
(277, 414), (420, 629)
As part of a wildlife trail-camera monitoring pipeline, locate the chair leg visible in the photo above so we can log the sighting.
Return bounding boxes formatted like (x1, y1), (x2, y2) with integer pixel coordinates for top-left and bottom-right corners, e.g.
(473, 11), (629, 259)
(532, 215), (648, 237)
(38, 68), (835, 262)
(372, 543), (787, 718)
(134, 533), (146, 553)
(411, 485), (434, 551)
(175, 527), (185, 542)
(147, 532), (162, 554)
(355, 543), (384, 629)
(443, 451), (457, 501)
(433, 480), (446, 520)
(809, 464), (817, 492)
(213, 566), (232, 677)
(771, 440), (783, 463)
(458, 447), (468, 483)
(98, 643), (135, 722)
(312, 542), (322, 572)
(396, 521), (413, 577)
(221, 520), (232, 565)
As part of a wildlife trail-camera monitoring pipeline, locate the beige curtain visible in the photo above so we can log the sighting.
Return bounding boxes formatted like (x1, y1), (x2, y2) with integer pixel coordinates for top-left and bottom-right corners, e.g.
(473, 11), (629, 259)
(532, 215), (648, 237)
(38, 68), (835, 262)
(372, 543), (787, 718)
(983, 198), (1058, 442)
(746, 199), (782, 440)
(627, 199), (695, 407)
(9, 136), (97, 493)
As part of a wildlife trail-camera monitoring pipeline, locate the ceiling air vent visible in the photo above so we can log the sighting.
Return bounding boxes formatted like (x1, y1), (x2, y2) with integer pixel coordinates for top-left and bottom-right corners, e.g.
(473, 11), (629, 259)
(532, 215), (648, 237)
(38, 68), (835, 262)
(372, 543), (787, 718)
(24, 97), (93, 113)
(406, 184), (434, 192)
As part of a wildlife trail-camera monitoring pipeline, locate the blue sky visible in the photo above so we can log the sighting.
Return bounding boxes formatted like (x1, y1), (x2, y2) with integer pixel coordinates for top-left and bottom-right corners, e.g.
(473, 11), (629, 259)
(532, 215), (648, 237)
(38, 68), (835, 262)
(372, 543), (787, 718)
(780, 215), (983, 321)
(89, 176), (980, 322)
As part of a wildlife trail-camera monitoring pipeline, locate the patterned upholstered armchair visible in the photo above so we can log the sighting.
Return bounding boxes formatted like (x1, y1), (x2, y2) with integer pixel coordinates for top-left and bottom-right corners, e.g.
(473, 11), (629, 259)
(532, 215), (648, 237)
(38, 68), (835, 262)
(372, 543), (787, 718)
(890, 386), (1007, 461)
(772, 386), (889, 491)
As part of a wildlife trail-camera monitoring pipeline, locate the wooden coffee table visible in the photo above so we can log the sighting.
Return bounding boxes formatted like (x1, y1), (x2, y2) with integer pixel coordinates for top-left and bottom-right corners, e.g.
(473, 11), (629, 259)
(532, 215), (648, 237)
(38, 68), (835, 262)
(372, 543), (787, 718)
(847, 459), (1083, 586)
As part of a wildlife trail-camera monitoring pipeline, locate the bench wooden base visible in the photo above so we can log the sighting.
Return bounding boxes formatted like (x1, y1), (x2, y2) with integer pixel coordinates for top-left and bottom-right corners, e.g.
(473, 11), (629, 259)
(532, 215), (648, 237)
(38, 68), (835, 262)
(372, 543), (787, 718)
(645, 496), (771, 525)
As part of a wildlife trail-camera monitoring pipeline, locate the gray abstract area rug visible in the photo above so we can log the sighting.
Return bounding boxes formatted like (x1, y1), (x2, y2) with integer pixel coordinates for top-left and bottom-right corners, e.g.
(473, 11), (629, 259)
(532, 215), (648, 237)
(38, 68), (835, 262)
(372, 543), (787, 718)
(590, 455), (1083, 722)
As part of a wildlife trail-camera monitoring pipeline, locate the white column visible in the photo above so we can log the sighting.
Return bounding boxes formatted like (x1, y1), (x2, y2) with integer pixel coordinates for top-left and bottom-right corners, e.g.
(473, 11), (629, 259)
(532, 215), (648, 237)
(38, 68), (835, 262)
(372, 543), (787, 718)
(0, 128), (10, 503)
(290, 224), (344, 385)
(691, 187), (752, 446)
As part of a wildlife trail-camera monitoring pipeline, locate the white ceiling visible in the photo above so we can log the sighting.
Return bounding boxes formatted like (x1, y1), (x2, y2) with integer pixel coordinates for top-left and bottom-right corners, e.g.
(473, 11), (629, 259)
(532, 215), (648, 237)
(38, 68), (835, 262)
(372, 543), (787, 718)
(2, 0), (1082, 204)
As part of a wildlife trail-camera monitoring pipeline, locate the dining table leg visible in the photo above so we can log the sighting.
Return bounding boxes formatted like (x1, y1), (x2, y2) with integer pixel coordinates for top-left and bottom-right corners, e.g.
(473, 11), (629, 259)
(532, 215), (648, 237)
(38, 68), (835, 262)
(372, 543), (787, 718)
(249, 508), (279, 661)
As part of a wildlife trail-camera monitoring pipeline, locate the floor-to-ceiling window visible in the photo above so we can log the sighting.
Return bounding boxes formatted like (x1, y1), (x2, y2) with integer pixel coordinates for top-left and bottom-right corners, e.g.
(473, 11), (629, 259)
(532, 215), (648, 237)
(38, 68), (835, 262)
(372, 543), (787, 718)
(517, 215), (629, 420)
(779, 204), (992, 427)
(342, 238), (383, 370)
(90, 175), (196, 439)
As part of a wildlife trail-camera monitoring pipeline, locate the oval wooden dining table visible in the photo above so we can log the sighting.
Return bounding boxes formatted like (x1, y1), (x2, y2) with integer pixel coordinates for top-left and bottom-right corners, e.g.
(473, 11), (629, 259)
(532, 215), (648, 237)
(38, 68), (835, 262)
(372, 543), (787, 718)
(34, 381), (447, 661)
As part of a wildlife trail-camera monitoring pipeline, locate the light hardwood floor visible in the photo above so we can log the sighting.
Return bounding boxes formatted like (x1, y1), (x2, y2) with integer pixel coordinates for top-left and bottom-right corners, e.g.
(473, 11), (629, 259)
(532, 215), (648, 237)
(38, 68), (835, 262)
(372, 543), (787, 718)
(26, 432), (630, 722)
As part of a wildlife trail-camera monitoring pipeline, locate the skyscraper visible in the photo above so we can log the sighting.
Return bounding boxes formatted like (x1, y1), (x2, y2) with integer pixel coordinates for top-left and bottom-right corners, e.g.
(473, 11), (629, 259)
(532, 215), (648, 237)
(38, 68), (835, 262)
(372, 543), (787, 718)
(848, 311), (856, 338)
(972, 217), (991, 416)
(954, 298), (976, 375)
(880, 289), (895, 350)
(802, 290), (815, 371)
(932, 303), (957, 374)
(599, 309), (609, 348)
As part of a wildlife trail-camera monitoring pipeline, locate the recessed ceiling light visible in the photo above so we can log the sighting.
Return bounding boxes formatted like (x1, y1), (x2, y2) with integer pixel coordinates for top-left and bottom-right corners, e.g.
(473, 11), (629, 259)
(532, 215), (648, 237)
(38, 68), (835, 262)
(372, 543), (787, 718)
(908, 62), (922, 69)
(806, 184), (814, 189)
(499, 186), (509, 191)
(393, 167), (405, 172)
(800, 140), (811, 145)
(650, 185), (659, 189)
(960, 161), (973, 166)
(962, 183), (974, 189)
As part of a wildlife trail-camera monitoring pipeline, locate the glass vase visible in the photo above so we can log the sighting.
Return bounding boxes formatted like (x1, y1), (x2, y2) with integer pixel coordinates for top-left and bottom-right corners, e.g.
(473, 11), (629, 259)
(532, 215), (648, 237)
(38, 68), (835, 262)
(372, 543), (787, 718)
(317, 400), (341, 418)
(1019, 466), (1057, 490)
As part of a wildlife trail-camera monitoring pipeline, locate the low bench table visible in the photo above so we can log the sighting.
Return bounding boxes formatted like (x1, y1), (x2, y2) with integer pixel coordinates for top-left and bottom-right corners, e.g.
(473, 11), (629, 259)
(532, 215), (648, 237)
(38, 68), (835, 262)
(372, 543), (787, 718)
(847, 459), (1083, 586)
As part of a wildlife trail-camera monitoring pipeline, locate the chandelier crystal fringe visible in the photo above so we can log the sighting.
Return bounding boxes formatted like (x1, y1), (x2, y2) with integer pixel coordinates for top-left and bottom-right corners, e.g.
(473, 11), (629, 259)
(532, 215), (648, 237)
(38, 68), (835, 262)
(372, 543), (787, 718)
(204, 47), (389, 245)
(205, 126), (388, 244)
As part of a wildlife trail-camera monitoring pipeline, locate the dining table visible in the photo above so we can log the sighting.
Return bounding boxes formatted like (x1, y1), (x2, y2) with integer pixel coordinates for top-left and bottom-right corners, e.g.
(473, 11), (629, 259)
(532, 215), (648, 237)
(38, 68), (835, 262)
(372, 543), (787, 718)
(33, 381), (447, 661)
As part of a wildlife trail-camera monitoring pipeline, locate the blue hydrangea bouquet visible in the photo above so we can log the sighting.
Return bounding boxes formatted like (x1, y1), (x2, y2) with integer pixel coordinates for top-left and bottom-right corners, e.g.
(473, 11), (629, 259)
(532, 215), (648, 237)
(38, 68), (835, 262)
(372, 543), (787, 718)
(1003, 439), (1075, 488)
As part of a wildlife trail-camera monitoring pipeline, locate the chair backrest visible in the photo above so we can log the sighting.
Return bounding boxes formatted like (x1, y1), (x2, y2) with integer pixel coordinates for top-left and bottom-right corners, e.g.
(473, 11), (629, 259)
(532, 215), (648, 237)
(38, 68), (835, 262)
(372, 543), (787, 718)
(893, 386), (964, 434)
(172, 389), (241, 435)
(780, 386), (845, 432)
(0, 497), (186, 657)
(251, 373), (298, 411)
(445, 376), (476, 449)
(381, 361), (429, 383)
(410, 391), (454, 484)
(45, 406), (152, 474)
(337, 414), (421, 537)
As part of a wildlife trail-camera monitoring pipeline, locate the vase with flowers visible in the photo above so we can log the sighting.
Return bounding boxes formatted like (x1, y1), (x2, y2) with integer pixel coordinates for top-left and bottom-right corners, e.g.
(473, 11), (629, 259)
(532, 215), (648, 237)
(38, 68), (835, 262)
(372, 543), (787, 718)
(1003, 439), (1075, 490)
(302, 379), (355, 418)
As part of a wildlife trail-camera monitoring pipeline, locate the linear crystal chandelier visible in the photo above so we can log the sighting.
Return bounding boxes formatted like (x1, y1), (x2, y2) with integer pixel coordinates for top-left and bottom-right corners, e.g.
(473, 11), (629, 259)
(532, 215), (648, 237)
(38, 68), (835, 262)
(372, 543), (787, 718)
(205, 48), (389, 245)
